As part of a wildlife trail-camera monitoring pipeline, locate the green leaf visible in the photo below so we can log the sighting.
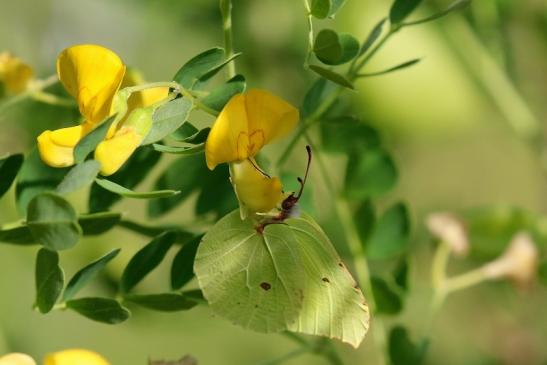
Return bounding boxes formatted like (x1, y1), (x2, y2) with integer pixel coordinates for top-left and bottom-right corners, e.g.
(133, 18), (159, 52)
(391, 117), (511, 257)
(359, 58), (421, 77)
(142, 98), (193, 145)
(66, 297), (130, 324)
(310, 0), (331, 19)
(27, 193), (82, 251)
(35, 248), (64, 313)
(359, 18), (386, 56)
(355, 200), (376, 243)
(314, 29), (342, 65)
(0, 222), (35, 245)
(78, 212), (121, 235)
(120, 231), (177, 293)
(73, 115), (116, 164)
(124, 293), (198, 312)
(539, 260), (547, 287)
(366, 203), (410, 260)
(389, 326), (428, 365)
(171, 235), (202, 290)
(328, 0), (346, 17)
(148, 154), (236, 219)
(403, 0), (470, 26)
(371, 276), (403, 315)
(56, 160), (101, 194)
(118, 220), (193, 243)
(201, 74), (246, 112)
(309, 65), (354, 89)
(393, 258), (409, 292)
(320, 116), (380, 153)
(173, 48), (241, 89)
(194, 210), (370, 347)
(0, 153), (23, 199)
(313, 30), (359, 65)
(152, 143), (205, 155)
(63, 249), (121, 301)
(390, 0), (423, 25)
(16, 147), (69, 215)
(94, 178), (180, 199)
(170, 121), (199, 141)
(89, 146), (161, 212)
(345, 148), (398, 200)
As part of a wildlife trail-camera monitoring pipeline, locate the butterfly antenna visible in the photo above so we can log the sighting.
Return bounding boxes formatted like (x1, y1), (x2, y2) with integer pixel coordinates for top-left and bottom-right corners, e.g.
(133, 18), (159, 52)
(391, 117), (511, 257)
(296, 145), (312, 198)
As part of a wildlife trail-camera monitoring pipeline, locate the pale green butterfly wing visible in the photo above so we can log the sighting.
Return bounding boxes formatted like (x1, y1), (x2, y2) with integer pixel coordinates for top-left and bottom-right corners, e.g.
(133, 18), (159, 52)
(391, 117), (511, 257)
(194, 210), (370, 347)
(194, 210), (304, 332)
(281, 214), (370, 348)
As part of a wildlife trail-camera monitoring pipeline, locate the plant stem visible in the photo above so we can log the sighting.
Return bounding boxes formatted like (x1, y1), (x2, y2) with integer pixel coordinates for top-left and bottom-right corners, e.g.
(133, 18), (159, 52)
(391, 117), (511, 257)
(303, 0), (314, 66)
(0, 74), (59, 115)
(220, 0), (236, 79)
(431, 242), (451, 290)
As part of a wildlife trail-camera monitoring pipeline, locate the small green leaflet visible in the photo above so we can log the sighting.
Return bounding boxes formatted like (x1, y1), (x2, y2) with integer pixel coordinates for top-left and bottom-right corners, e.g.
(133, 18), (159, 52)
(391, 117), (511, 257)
(35, 248), (64, 313)
(313, 29), (359, 66)
(359, 59), (421, 77)
(390, 0), (422, 25)
(66, 297), (130, 324)
(73, 115), (117, 164)
(309, 65), (354, 89)
(27, 193), (82, 251)
(0, 222), (35, 245)
(345, 148), (398, 199)
(0, 153), (23, 199)
(194, 210), (369, 347)
(359, 18), (386, 56)
(78, 211), (121, 235)
(403, 0), (470, 26)
(56, 160), (101, 194)
(94, 178), (180, 199)
(389, 326), (429, 365)
(152, 143), (205, 155)
(173, 47), (241, 89)
(124, 293), (198, 312)
(142, 98), (193, 145)
(171, 235), (202, 290)
(366, 203), (410, 260)
(201, 74), (246, 112)
(63, 249), (121, 301)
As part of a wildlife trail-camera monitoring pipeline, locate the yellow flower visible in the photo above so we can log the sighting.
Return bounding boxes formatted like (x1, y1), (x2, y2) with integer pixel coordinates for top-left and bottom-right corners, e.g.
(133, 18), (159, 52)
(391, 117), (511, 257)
(205, 89), (299, 170)
(0, 52), (33, 94)
(0, 353), (36, 365)
(44, 349), (109, 365)
(36, 44), (167, 175)
(231, 159), (284, 213)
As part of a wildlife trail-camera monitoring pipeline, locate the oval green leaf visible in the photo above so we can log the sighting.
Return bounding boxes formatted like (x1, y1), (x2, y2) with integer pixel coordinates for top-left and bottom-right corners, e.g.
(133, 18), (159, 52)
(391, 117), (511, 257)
(56, 160), (101, 194)
(171, 235), (202, 290)
(345, 148), (398, 199)
(366, 203), (410, 260)
(152, 143), (205, 155)
(201, 74), (246, 112)
(309, 65), (354, 89)
(35, 248), (64, 313)
(0, 153), (23, 199)
(120, 231), (177, 293)
(66, 297), (130, 324)
(27, 193), (82, 251)
(124, 293), (198, 312)
(390, 0), (422, 25)
(142, 98), (193, 145)
(78, 212), (122, 236)
(94, 178), (180, 199)
(63, 249), (121, 301)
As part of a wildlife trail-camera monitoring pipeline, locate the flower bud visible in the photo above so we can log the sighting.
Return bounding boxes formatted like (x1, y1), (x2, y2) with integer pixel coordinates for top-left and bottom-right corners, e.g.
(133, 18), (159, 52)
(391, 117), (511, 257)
(483, 231), (539, 286)
(0, 353), (36, 365)
(426, 212), (469, 257)
(0, 52), (33, 94)
(44, 349), (109, 365)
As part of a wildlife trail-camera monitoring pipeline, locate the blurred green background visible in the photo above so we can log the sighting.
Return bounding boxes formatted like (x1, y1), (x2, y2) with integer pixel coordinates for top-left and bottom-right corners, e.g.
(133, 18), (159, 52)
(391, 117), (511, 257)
(1, 0), (547, 364)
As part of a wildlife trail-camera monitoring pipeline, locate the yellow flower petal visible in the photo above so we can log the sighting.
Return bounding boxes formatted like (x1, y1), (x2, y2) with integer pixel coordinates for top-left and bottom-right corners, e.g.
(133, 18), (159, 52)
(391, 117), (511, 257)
(231, 159), (284, 213)
(121, 68), (168, 111)
(37, 125), (90, 167)
(57, 44), (125, 124)
(0, 353), (36, 365)
(205, 89), (299, 170)
(44, 349), (109, 365)
(0, 52), (33, 94)
(94, 127), (142, 176)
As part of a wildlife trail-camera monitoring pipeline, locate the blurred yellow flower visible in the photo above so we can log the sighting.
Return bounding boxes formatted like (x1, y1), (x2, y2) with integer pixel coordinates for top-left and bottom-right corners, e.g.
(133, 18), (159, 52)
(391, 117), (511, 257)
(205, 89), (299, 170)
(0, 353), (36, 365)
(44, 349), (109, 365)
(231, 158), (284, 213)
(36, 44), (167, 175)
(0, 52), (33, 94)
